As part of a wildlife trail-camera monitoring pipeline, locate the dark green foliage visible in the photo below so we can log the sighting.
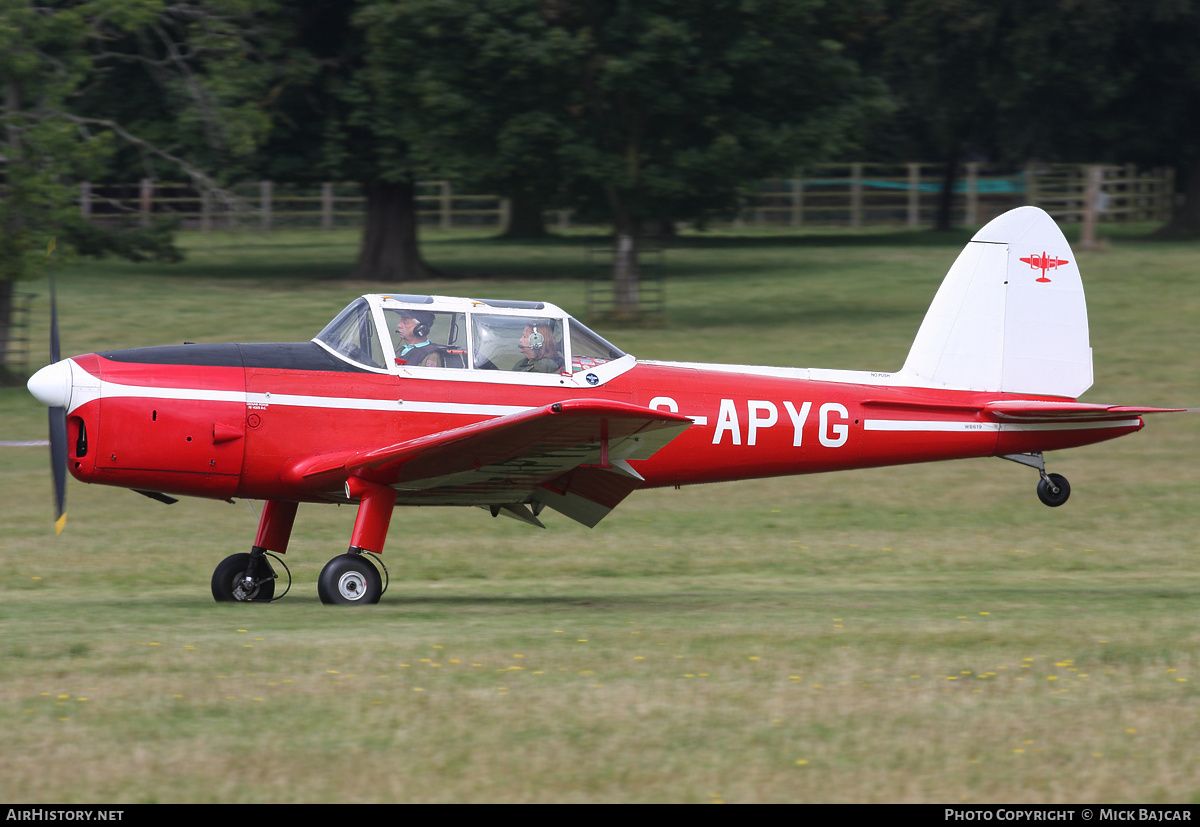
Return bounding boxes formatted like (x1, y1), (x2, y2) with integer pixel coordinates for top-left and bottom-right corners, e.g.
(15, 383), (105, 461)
(60, 217), (184, 264)
(362, 0), (885, 232)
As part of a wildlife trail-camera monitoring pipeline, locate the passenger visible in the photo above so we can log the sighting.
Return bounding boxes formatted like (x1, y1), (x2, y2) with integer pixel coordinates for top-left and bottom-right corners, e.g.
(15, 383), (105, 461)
(514, 322), (562, 373)
(394, 310), (444, 367)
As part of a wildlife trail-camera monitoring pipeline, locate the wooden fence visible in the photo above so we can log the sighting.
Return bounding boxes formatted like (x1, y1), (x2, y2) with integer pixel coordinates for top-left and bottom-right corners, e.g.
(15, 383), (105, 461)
(744, 163), (1173, 228)
(75, 163), (1174, 233)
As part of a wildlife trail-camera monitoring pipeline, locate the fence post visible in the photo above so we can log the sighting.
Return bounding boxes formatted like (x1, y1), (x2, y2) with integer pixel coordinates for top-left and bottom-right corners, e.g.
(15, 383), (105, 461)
(200, 188), (212, 233)
(1025, 163), (1039, 210)
(321, 183), (334, 230)
(1123, 163), (1136, 221)
(139, 178), (153, 228)
(260, 180), (273, 231)
(1079, 165), (1104, 250)
(440, 181), (452, 230)
(907, 163), (920, 228)
(850, 162), (863, 228)
(80, 181), (91, 219)
(965, 162), (979, 225)
(791, 169), (804, 228)
(1161, 168), (1174, 222)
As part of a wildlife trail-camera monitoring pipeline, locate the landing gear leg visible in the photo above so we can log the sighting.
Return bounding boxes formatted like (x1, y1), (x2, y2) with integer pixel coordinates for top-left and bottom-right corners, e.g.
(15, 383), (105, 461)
(212, 500), (298, 602)
(212, 548), (277, 602)
(1000, 453), (1071, 507)
(318, 478), (395, 606)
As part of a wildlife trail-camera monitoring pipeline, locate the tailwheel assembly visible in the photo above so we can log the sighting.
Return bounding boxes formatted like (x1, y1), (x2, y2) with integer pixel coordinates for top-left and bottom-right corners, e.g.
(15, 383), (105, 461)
(1001, 452), (1071, 508)
(211, 548), (291, 602)
(1036, 472), (1071, 507)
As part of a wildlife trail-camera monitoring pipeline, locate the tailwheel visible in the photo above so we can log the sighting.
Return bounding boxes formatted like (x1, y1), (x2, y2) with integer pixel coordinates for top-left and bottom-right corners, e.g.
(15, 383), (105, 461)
(211, 549), (290, 602)
(1036, 473), (1071, 508)
(318, 552), (383, 605)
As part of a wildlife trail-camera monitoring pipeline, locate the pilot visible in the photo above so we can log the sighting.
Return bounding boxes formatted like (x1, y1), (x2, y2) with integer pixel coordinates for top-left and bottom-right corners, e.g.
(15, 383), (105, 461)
(514, 322), (562, 373)
(394, 310), (444, 367)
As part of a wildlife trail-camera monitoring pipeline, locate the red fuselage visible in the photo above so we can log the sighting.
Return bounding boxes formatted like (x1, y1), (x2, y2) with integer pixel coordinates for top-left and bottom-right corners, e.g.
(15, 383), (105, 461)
(63, 344), (1144, 505)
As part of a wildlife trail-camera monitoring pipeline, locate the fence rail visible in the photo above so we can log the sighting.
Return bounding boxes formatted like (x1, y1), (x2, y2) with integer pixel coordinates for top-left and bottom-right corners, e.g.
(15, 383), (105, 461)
(73, 163), (1174, 233)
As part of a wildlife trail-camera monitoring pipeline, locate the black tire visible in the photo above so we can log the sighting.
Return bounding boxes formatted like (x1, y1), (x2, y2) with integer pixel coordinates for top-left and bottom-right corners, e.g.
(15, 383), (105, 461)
(211, 553), (276, 602)
(317, 554), (383, 605)
(1036, 473), (1071, 507)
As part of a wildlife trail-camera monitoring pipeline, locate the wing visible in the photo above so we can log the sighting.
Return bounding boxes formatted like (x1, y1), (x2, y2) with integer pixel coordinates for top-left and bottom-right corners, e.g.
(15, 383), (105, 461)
(283, 399), (693, 527)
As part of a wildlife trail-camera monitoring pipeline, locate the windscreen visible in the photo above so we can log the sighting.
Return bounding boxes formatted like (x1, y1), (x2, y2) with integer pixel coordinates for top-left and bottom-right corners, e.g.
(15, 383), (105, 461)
(568, 318), (624, 372)
(314, 298), (385, 369)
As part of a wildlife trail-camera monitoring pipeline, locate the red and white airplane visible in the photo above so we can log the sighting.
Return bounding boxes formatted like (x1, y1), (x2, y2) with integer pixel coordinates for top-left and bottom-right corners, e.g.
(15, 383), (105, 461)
(27, 207), (1181, 604)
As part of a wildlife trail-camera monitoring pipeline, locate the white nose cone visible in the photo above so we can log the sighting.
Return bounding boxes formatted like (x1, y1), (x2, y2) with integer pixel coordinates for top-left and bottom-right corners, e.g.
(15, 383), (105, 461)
(28, 360), (73, 409)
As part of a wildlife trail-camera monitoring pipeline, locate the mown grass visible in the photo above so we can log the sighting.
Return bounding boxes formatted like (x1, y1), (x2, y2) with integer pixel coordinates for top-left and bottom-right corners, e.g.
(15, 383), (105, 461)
(1, 222), (1198, 802)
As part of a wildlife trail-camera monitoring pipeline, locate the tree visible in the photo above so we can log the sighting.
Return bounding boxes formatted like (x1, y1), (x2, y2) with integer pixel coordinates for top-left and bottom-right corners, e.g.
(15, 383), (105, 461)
(1066, 1), (1200, 236)
(361, 0), (885, 313)
(250, 0), (438, 281)
(1, 1), (110, 377)
(358, 0), (582, 240)
(871, 0), (1200, 233)
(0, 0), (272, 377)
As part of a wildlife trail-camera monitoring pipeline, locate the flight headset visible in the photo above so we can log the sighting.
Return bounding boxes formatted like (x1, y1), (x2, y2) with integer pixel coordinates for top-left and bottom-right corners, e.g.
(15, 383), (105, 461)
(528, 327), (544, 349)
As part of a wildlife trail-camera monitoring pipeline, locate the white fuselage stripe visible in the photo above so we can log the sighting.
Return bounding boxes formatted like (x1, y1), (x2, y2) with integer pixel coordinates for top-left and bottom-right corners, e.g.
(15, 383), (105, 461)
(864, 418), (1141, 433)
(92, 380), (1141, 432)
(96, 379), (529, 417)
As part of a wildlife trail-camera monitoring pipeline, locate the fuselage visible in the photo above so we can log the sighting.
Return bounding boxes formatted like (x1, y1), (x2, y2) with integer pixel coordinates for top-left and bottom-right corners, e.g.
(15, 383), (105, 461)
(54, 342), (1145, 505)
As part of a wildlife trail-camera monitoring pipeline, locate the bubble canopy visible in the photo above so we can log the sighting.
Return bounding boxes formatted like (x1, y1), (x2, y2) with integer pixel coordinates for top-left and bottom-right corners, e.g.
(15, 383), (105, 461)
(313, 294), (629, 382)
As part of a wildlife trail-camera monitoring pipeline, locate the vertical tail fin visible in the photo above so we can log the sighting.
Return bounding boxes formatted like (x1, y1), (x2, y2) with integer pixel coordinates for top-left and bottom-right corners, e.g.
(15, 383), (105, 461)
(899, 206), (1092, 398)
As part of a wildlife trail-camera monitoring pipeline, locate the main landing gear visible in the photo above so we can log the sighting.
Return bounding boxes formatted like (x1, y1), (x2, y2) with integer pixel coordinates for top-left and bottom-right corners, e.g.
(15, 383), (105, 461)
(212, 481), (397, 605)
(316, 552), (387, 605)
(211, 547), (290, 602)
(1001, 452), (1071, 508)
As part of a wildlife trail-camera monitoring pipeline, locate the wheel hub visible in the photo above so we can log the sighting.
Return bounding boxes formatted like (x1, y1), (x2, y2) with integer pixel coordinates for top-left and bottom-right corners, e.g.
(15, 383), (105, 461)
(233, 573), (260, 601)
(337, 571), (368, 600)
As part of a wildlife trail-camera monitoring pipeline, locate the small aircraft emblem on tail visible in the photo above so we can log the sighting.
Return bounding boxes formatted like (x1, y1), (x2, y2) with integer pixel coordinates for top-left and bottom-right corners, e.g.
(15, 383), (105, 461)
(1019, 251), (1070, 283)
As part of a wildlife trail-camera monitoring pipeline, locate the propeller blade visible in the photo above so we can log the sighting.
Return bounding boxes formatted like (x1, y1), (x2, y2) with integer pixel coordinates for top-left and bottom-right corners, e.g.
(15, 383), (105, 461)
(47, 238), (66, 534)
(49, 406), (68, 534)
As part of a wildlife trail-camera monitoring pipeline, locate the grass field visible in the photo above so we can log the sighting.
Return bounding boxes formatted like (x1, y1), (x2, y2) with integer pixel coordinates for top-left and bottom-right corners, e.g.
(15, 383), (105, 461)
(1, 223), (1198, 803)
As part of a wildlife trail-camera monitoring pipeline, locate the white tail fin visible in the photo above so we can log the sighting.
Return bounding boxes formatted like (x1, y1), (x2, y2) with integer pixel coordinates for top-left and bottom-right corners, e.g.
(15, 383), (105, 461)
(899, 206), (1092, 398)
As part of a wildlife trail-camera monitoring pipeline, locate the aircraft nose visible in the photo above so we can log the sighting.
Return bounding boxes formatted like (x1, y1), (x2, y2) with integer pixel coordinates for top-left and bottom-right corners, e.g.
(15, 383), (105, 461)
(27, 360), (73, 409)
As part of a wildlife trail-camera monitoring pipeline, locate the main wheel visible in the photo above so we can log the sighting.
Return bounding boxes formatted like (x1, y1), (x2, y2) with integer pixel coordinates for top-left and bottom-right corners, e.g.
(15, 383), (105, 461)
(1036, 473), (1071, 507)
(211, 553), (276, 602)
(317, 554), (383, 605)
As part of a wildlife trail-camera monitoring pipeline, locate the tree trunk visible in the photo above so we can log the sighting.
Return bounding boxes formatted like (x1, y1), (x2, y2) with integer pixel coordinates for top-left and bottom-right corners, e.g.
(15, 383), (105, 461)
(349, 180), (438, 281)
(501, 191), (547, 238)
(612, 229), (640, 317)
(935, 158), (959, 231)
(1159, 160), (1200, 237)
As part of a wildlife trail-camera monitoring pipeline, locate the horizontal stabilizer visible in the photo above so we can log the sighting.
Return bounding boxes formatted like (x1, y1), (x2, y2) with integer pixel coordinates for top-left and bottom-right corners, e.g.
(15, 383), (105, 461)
(983, 400), (1185, 422)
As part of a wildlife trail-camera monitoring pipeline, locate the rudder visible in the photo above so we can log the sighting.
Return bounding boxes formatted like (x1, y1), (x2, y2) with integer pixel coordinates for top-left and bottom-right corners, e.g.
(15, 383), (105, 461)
(899, 206), (1092, 398)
